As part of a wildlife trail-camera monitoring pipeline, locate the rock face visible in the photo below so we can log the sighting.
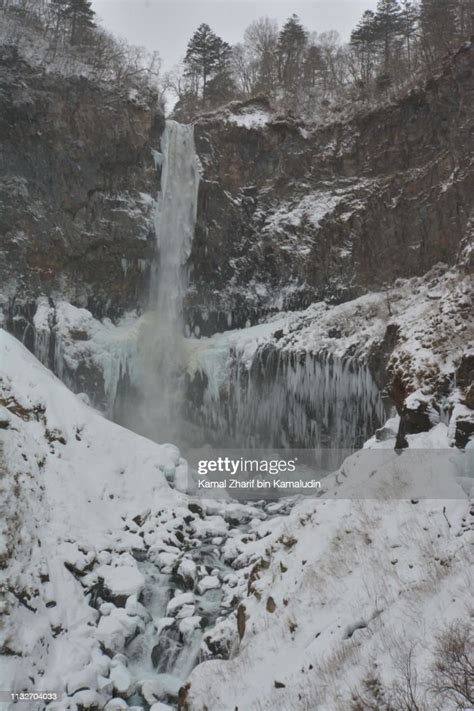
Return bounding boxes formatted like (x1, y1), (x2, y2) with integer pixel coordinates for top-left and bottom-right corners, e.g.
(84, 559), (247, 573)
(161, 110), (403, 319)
(0, 45), (164, 330)
(1, 42), (472, 449)
(2, 42), (472, 343)
(188, 43), (474, 334)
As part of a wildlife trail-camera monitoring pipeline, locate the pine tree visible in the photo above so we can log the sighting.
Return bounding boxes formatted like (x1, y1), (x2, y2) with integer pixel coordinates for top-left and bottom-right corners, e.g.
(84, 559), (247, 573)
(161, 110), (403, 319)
(277, 14), (308, 90)
(373, 0), (403, 72)
(68, 0), (95, 45)
(49, 0), (69, 44)
(49, 0), (94, 46)
(351, 2), (405, 89)
(351, 10), (379, 48)
(184, 23), (222, 102)
(206, 37), (236, 106)
(350, 10), (379, 86)
(399, 0), (419, 70)
(303, 43), (324, 89)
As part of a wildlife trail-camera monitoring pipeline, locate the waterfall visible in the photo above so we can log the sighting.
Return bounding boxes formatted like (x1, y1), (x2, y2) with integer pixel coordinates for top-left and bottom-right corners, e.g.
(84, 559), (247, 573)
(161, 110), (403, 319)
(136, 120), (200, 441)
(150, 120), (200, 321)
(26, 120), (384, 469)
(27, 122), (201, 437)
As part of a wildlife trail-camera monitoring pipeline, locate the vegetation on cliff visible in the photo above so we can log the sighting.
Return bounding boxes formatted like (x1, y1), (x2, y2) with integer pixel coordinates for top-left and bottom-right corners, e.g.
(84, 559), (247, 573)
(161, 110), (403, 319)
(169, 0), (474, 120)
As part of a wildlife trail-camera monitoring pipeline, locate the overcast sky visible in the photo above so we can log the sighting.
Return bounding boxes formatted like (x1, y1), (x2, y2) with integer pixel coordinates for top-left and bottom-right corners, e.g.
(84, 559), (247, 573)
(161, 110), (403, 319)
(91, 0), (377, 70)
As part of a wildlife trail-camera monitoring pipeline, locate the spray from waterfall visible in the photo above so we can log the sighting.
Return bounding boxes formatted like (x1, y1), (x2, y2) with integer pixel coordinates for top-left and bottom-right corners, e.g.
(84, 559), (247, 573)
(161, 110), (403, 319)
(137, 120), (200, 442)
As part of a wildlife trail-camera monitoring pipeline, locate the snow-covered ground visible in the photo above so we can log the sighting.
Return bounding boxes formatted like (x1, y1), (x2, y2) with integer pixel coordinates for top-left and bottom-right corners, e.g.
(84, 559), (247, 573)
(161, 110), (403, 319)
(206, 100), (274, 130)
(186, 447), (474, 710)
(0, 329), (184, 707)
(1, 327), (473, 710)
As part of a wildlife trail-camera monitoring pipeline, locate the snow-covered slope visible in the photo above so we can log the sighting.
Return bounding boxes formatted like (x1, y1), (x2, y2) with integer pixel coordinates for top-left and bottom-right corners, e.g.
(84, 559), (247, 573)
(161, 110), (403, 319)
(0, 329), (184, 706)
(186, 426), (474, 711)
(1, 329), (473, 711)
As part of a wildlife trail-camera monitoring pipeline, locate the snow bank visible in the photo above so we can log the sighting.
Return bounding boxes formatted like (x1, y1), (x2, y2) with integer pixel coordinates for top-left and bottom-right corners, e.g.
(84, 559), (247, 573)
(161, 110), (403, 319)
(0, 328), (179, 537)
(226, 108), (272, 129)
(186, 425), (474, 710)
(1, 326), (472, 710)
(0, 329), (183, 698)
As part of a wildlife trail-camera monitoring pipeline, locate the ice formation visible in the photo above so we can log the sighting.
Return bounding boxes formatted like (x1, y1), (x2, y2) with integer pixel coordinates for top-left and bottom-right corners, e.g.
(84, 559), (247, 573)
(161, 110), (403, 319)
(186, 337), (386, 467)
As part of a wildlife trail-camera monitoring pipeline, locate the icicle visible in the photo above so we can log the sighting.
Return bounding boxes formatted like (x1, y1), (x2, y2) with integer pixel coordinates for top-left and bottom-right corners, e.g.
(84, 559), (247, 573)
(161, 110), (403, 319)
(188, 341), (385, 466)
(33, 297), (54, 368)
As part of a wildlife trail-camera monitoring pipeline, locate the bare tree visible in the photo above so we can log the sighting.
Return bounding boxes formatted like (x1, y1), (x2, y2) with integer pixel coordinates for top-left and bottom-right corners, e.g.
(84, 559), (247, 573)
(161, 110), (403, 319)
(243, 16), (279, 95)
(391, 645), (428, 711)
(232, 43), (259, 95)
(430, 621), (474, 707)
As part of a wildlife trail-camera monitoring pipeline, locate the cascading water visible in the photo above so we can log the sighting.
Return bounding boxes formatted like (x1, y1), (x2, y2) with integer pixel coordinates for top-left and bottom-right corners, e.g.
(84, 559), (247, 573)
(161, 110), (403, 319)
(151, 120), (200, 326)
(137, 120), (200, 441)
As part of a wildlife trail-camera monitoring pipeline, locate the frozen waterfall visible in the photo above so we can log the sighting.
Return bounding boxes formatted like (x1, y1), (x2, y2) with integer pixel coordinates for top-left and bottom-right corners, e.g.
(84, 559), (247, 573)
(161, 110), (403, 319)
(137, 120), (200, 440)
(185, 341), (386, 469)
(150, 120), (200, 319)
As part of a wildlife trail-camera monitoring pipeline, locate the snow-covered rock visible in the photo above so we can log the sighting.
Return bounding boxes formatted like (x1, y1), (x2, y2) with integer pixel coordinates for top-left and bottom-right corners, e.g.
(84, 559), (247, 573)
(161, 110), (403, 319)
(197, 576), (220, 594)
(109, 661), (133, 696)
(150, 703), (174, 711)
(166, 592), (195, 616)
(104, 700), (129, 711)
(95, 563), (145, 602)
(177, 558), (198, 589)
(150, 703), (173, 711)
(96, 608), (140, 654)
(66, 667), (98, 696)
(179, 616), (202, 637)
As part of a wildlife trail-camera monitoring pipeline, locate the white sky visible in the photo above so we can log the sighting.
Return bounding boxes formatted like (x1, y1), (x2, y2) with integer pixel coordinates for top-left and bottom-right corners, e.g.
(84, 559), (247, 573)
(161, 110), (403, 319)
(91, 0), (377, 70)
